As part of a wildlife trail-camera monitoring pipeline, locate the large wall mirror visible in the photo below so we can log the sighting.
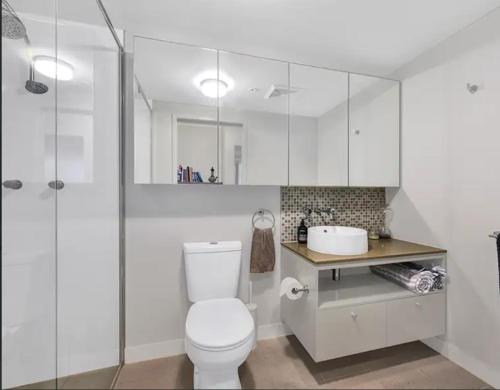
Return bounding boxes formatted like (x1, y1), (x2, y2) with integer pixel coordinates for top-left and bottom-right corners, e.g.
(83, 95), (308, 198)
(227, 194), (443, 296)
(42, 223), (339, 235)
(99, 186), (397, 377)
(348, 74), (400, 187)
(289, 64), (348, 186)
(133, 37), (288, 185)
(133, 37), (400, 187)
(134, 37), (218, 184)
(218, 52), (288, 185)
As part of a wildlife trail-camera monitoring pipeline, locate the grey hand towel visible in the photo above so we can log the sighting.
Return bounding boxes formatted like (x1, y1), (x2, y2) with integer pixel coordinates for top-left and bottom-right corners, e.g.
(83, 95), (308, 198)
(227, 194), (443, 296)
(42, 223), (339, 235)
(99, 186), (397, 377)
(250, 228), (275, 273)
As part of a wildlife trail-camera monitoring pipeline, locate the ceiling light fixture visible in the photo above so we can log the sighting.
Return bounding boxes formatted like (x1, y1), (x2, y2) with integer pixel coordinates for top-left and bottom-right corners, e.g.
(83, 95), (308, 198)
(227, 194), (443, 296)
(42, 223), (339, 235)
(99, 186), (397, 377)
(33, 55), (74, 81)
(194, 70), (234, 98)
(200, 78), (228, 98)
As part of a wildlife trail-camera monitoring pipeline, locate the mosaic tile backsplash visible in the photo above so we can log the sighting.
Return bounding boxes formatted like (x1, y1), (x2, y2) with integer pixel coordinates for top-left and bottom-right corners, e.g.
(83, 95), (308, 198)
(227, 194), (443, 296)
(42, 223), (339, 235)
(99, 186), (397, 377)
(281, 187), (386, 242)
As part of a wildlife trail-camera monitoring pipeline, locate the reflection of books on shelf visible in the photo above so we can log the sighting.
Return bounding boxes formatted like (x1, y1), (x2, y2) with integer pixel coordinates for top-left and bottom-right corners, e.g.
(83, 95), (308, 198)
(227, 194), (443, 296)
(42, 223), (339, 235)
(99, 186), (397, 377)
(177, 165), (204, 184)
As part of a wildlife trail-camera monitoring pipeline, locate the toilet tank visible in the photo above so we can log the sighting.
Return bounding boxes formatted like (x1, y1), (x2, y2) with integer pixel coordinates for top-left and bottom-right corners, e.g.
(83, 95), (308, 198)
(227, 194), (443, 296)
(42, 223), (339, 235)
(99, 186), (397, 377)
(183, 241), (242, 302)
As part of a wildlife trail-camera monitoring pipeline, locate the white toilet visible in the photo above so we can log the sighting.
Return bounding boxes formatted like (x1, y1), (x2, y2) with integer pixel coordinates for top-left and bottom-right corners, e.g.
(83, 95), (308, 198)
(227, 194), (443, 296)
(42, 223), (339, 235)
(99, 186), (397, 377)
(183, 241), (255, 389)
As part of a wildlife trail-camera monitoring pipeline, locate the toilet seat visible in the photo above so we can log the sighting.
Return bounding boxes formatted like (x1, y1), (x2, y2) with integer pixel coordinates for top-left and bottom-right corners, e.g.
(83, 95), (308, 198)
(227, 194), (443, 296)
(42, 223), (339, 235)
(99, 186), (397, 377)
(186, 298), (254, 351)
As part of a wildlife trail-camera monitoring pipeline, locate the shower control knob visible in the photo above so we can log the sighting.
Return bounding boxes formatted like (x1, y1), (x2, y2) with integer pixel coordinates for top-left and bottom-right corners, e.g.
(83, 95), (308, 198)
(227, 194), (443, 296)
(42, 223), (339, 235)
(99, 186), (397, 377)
(48, 180), (64, 190)
(2, 180), (23, 190)
(350, 312), (358, 320)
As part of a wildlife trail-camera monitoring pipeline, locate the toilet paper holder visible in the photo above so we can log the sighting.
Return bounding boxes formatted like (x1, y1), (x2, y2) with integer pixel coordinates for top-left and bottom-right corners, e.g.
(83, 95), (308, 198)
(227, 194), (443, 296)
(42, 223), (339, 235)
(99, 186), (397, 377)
(291, 285), (309, 295)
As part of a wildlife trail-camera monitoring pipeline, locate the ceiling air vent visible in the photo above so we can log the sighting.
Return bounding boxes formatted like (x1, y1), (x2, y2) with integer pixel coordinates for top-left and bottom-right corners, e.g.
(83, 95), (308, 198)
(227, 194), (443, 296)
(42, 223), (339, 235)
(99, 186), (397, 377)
(264, 84), (300, 99)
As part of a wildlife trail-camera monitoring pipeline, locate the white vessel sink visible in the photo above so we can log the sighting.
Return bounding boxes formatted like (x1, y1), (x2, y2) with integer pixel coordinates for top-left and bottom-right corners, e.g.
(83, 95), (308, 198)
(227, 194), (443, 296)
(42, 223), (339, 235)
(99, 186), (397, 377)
(307, 226), (368, 255)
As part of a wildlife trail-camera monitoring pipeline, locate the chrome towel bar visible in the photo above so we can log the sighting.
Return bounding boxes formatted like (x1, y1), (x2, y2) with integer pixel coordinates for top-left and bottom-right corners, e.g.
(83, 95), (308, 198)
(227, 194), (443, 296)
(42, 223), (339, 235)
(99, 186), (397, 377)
(252, 208), (275, 231)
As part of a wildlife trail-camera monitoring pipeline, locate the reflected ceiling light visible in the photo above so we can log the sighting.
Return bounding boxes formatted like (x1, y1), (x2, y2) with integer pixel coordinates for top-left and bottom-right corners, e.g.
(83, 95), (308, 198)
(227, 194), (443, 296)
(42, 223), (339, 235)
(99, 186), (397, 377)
(200, 78), (228, 98)
(194, 70), (234, 98)
(33, 55), (74, 81)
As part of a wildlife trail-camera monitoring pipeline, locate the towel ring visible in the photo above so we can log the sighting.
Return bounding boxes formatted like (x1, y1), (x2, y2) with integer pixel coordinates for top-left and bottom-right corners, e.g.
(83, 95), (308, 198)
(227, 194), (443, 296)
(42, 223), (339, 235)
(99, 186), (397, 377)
(252, 208), (275, 231)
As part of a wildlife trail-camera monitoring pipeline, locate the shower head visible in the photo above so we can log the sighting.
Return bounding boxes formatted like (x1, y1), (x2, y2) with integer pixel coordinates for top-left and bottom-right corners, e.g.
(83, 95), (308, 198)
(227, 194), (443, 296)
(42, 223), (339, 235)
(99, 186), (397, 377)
(25, 79), (48, 94)
(2, 0), (27, 39)
(25, 64), (48, 94)
(2, 0), (47, 94)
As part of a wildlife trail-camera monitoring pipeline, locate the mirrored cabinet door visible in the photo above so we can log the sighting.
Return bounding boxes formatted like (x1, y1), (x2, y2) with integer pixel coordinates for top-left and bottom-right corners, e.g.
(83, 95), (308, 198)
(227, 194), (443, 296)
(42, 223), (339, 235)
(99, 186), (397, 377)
(218, 51), (289, 185)
(348, 74), (400, 187)
(134, 37), (218, 184)
(289, 64), (348, 186)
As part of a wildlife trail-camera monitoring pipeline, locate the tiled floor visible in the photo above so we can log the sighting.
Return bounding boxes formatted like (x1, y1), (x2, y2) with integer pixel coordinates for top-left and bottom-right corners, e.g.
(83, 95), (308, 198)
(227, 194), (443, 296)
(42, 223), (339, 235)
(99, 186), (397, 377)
(115, 336), (492, 389)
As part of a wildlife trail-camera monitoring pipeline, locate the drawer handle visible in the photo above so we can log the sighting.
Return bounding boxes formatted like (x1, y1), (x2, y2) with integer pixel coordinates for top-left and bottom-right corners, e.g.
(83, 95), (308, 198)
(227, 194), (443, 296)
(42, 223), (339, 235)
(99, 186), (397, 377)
(350, 312), (358, 320)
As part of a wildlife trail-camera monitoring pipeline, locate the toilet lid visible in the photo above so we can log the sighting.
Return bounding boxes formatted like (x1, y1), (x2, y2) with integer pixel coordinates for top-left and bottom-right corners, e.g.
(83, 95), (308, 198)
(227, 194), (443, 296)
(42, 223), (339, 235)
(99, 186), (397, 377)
(186, 298), (254, 351)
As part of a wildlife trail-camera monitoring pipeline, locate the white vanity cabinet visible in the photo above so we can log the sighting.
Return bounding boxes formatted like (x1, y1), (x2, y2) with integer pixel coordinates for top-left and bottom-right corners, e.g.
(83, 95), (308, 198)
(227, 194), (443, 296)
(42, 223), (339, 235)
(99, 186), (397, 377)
(281, 247), (446, 362)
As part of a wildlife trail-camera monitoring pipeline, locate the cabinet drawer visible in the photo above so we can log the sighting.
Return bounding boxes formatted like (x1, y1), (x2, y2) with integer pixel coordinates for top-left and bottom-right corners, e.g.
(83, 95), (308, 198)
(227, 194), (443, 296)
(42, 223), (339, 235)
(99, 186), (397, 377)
(316, 302), (386, 361)
(387, 293), (445, 346)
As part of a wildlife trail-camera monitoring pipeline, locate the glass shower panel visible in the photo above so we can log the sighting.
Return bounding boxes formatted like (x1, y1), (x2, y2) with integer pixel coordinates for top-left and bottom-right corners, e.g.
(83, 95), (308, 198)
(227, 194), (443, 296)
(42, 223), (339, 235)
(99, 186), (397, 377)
(55, 1), (121, 388)
(1, 0), (57, 388)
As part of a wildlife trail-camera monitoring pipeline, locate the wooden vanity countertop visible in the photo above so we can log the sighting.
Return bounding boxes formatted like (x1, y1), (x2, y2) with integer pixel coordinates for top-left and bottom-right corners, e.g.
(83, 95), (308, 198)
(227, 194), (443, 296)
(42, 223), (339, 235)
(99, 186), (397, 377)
(281, 239), (446, 265)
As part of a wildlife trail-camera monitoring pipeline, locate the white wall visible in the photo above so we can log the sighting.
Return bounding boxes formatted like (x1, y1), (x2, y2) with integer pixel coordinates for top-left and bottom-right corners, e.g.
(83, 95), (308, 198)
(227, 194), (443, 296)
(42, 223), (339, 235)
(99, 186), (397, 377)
(388, 7), (500, 387)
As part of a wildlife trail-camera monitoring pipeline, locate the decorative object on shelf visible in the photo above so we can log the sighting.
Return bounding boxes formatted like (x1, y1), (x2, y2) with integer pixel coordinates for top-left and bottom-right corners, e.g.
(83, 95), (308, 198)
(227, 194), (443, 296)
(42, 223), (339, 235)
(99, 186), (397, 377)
(368, 229), (380, 240)
(379, 204), (394, 239)
(177, 165), (204, 184)
(208, 166), (218, 184)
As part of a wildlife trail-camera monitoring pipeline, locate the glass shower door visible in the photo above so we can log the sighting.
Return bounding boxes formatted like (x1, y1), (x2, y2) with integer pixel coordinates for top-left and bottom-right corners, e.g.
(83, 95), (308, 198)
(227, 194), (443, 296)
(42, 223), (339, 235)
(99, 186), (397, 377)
(55, 1), (121, 388)
(2, 0), (122, 388)
(1, 0), (58, 388)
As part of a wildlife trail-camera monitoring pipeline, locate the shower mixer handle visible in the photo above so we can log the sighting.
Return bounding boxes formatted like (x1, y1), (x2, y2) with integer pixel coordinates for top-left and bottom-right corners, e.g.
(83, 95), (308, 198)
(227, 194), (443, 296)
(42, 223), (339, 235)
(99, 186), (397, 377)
(48, 180), (64, 190)
(2, 180), (23, 190)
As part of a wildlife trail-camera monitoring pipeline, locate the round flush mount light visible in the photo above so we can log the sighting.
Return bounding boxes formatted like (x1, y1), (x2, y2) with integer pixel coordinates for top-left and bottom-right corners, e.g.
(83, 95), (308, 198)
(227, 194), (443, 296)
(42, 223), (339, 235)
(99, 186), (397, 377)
(33, 55), (74, 81)
(194, 70), (234, 98)
(200, 78), (228, 98)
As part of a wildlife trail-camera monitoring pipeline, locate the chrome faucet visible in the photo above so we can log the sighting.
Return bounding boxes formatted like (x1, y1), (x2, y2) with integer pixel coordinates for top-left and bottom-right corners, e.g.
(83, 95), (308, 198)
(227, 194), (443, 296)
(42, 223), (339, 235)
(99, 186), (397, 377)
(314, 207), (336, 217)
(303, 206), (336, 223)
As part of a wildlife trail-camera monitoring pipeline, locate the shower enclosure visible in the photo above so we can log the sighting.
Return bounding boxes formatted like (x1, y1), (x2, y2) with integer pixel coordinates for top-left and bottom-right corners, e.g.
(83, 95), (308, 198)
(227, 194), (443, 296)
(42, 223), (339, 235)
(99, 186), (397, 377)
(1, 0), (123, 388)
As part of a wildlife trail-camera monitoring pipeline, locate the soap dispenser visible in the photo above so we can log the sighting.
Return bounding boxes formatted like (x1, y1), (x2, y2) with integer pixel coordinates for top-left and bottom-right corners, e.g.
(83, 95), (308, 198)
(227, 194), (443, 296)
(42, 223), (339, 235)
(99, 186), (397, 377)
(297, 219), (308, 244)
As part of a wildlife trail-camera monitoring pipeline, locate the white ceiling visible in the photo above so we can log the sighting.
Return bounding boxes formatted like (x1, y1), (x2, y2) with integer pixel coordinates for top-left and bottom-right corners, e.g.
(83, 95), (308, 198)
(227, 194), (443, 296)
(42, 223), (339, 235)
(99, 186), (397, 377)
(104, 0), (500, 76)
(15, 0), (500, 76)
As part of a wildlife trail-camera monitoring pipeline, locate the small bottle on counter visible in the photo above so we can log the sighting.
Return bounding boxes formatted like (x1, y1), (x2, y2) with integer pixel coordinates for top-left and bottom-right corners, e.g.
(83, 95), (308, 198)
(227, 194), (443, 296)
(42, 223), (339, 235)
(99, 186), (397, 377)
(297, 219), (308, 244)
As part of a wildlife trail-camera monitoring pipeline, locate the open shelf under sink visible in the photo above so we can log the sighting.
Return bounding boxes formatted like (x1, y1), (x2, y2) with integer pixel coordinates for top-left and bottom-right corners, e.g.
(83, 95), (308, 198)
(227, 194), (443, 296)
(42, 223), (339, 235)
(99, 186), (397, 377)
(318, 272), (443, 310)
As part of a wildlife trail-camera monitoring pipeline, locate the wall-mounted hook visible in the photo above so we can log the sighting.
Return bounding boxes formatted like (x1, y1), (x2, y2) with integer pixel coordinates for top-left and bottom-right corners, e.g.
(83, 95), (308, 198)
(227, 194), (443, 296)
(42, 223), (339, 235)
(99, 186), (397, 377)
(467, 83), (479, 94)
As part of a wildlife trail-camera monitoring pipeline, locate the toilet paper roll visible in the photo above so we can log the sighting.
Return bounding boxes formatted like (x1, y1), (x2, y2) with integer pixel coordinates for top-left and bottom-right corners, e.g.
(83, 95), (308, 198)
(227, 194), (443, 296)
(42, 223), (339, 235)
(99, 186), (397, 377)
(280, 277), (305, 300)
